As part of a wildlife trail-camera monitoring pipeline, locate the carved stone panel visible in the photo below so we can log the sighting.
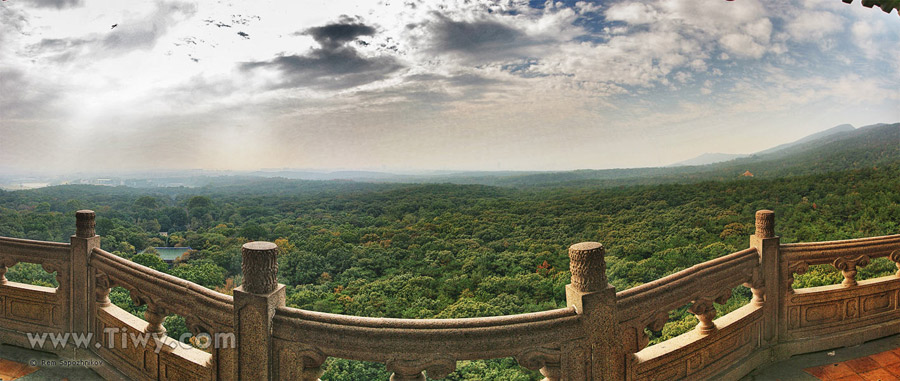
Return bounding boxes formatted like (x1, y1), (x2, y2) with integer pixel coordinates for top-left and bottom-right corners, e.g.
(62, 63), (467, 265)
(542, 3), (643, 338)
(785, 278), (900, 339)
(633, 308), (762, 381)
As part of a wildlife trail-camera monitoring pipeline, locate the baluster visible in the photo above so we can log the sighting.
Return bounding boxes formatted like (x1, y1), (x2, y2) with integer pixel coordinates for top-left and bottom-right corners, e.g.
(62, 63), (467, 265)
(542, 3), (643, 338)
(745, 270), (765, 307)
(689, 298), (717, 335)
(299, 367), (324, 381)
(689, 293), (731, 335)
(95, 272), (111, 307)
(1, 258), (17, 284)
(390, 371), (425, 381)
(890, 250), (900, 276)
(387, 359), (454, 381)
(750, 286), (765, 307)
(833, 255), (869, 287)
(540, 362), (561, 381)
(144, 303), (167, 335)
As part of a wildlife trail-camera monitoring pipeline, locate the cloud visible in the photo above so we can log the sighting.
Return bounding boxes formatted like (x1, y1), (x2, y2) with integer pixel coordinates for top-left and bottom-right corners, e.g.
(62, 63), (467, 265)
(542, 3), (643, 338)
(102, 1), (196, 52)
(0, 7), (28, 58)
(420, 13), (555, 64)
(0, 69), (61, 119)
(851, 19), (886, 59)
(242, 20), (402, 90)
(22, 1), (196, 63)
(605, 3), (659, 25)
(786, 11), (843, 43)
(305, 22), (376, 49)
(719, 33), (766, 59)
(19, 0), (82, 9)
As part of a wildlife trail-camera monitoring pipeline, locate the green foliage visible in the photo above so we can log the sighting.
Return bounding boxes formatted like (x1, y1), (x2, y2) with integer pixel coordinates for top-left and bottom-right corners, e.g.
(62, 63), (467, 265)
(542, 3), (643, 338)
(321, 359), (391, 381)
(132, 252), (169, 273)
(2, 151), (898, 378)
(169, 262), (227, 289)
(5, 263), (58, 287)
(446, 358), (541, 380)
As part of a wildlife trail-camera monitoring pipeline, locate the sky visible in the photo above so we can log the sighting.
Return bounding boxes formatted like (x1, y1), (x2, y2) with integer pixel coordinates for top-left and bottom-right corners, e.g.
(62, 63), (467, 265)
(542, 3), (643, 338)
(0, 0), (898, 173)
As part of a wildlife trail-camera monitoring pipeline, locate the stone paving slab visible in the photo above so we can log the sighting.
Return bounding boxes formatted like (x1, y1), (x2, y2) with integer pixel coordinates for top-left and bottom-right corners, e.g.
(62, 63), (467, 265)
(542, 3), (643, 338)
(0, 345), (103, 381)
(744, 334), (900, 381)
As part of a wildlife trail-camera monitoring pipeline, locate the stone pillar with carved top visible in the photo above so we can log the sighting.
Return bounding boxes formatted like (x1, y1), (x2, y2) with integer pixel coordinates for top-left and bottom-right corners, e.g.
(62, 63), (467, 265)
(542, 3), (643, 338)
(750, 210), (780, 345)
(71, 210), (101, 357)
(234, 241), (286, 381)
(565, 242), (622, 380)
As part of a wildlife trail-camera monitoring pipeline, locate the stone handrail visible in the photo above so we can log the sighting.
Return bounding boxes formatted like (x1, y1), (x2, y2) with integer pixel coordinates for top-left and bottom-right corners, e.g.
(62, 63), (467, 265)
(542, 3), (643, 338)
(782, 234), (900, 264)
(617, 247), (760, 321)
(782, 235), (900, 288)
(0, 236), (70, 275)
(0, 236), (72, 353)
(1, 209), (899, 380)
(272, 307), (581, 379)
(89, 246), (236, 380)
(90, 247), (234, 326)
(615, 246), (762, 367)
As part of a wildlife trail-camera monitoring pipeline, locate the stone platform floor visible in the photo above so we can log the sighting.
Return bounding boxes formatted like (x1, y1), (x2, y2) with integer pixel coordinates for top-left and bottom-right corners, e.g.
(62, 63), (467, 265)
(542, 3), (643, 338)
(0, 344), (103, 380)
(744, 334), (900, 380)
(5, 334), (900, 380)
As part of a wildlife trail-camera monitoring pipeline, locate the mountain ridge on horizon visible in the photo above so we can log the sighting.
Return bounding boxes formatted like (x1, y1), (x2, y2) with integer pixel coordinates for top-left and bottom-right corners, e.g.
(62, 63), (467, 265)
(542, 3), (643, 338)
(668, 123), (858, 167)
(1, 121), (896, 190)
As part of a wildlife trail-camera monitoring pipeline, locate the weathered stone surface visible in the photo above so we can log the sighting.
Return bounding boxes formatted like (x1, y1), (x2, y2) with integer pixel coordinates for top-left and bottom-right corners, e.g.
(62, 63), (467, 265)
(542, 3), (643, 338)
(755, 209), (775, 238)
(76, 210), (96, 238)
(568, 242), (606, 293)
(241, 241), (279, 294)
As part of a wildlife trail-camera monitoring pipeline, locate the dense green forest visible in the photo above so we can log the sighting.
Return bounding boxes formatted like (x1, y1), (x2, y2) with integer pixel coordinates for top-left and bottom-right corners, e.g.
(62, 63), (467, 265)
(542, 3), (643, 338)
(1, 124), (898, 379)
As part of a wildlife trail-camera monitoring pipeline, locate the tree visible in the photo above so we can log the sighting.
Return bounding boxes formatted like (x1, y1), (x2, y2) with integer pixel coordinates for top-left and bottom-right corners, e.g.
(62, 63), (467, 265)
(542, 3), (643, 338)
(169, 262), (226, 289)
(132, 252), (168, 273)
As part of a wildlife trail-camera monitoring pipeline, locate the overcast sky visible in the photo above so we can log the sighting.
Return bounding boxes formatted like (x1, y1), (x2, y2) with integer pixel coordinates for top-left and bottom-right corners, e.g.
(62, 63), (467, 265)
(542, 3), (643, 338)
(1, 0), (898, 173)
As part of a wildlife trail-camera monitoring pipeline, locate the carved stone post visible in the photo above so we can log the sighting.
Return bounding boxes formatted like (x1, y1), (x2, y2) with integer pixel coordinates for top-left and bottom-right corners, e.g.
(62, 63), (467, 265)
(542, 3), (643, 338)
(234, 241), (285, 381)
(750, 210), (780, 345)
(144, 303), (167, 334)
(71, 210), (101, 356)
(565, 242), (622, 380)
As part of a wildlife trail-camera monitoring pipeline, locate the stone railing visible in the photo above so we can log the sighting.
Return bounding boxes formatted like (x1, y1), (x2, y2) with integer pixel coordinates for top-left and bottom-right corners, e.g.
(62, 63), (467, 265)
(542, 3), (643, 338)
(0, 209), (899, 380)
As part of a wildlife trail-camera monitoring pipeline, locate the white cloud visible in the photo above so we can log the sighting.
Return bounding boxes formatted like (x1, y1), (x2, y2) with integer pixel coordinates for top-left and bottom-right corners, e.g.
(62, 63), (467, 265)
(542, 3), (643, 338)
(1, 0), (899, 172)
(851, 20), (884, 59)
(786, 11), (843, 43)
(605, 3), (659, 25)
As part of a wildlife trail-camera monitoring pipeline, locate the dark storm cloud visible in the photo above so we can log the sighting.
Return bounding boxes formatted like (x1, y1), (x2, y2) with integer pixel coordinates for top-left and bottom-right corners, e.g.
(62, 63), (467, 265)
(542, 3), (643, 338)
(421, 14), (548, 63)
(432, 19), (523, 52)
(305, 22), (376, 49)
(242, 20), (402, 90)
(20, 0), (82, 9)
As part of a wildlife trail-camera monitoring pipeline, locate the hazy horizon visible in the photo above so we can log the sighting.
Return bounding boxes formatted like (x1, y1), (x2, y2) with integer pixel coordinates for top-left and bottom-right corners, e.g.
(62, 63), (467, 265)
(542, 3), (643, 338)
(0, 121), (894, 179)
(2, 0), (899, 173)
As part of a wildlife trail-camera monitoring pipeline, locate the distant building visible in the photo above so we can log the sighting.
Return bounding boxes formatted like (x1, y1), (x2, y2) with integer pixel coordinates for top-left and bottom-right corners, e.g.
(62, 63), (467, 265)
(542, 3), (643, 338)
(742, 170), (754, 177)
(140, 247), (192, 263)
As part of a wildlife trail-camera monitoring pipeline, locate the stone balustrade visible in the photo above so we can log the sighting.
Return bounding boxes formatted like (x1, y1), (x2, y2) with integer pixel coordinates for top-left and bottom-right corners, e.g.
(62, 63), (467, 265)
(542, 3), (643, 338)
(0, 209), (899, 380)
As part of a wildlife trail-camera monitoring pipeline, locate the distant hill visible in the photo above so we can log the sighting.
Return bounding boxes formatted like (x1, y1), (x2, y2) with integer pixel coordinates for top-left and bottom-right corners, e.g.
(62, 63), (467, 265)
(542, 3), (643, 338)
(475, 122), (898, 187)
(669, 153), (748, 167)
(669, 123), (855, 167)
(755, 123), (856, 156)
